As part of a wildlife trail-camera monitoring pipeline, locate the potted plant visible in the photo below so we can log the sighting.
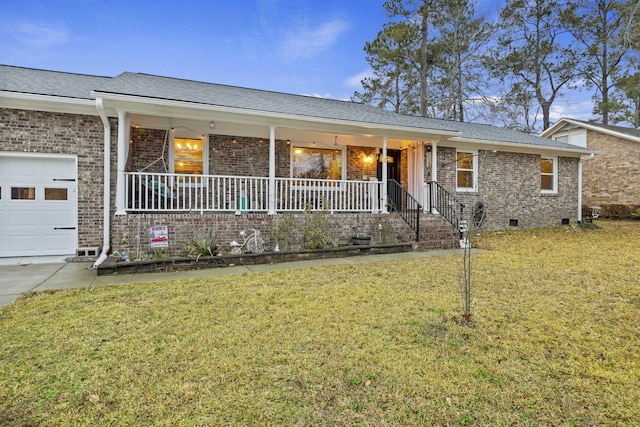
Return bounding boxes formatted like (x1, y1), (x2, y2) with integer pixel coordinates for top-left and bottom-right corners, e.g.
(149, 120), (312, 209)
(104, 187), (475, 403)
(351, 226), (371, 245)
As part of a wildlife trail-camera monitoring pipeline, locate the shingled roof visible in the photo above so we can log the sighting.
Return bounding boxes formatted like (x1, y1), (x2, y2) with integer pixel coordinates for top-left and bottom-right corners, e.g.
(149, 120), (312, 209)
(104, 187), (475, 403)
(1, 64), (591, 152)
(0, 64), (110, 100)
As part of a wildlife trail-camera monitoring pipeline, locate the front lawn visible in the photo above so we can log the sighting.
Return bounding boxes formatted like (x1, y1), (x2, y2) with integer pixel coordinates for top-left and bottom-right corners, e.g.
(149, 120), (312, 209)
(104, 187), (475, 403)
(1, 221), (638, 426)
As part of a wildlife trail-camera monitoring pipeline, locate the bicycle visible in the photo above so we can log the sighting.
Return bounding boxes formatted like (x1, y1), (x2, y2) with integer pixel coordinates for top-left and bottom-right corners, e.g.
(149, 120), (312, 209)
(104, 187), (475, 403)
(230, 229), (266, 254)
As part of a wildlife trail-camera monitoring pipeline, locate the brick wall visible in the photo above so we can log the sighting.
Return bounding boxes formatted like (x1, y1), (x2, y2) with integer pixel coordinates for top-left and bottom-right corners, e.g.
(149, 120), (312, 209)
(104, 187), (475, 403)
(2, 109), (582, 259)
(128, 127), (168, 173)
(110, 212), (428, 258)
(435, 147), (579, 229)
(582, 129), (640, 207)
(128, 132), (292, 177)
(401, 148), (409, 189)
(0, 108), (110, 248)
(346, 146), (377, 181)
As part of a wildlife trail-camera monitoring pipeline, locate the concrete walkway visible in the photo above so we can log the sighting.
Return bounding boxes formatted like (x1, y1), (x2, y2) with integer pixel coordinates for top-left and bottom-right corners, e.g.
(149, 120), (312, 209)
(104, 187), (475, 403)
(0, 249), (464, 309)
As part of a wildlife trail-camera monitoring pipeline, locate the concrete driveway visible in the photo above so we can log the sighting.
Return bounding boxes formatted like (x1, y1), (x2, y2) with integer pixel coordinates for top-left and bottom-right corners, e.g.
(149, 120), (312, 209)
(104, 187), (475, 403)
(0, 256), (95, 309)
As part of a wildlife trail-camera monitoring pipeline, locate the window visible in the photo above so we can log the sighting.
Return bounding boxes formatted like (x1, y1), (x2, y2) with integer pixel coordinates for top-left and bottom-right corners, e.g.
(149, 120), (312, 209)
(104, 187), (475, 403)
(553, 130), (586, 148)
(541, 156), (557, 193)
(172, 136), (208, 182)
(554, 135), (569, 143)
(11, 187), (35, 200)
(45, 188), (68, 200)
(292, 147), (343, 180)
(456, 150), (477, 191)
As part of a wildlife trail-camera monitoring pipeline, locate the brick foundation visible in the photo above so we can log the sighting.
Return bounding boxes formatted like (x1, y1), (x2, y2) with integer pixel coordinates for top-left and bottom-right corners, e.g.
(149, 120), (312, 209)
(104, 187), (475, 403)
(110, 212), (457, 258)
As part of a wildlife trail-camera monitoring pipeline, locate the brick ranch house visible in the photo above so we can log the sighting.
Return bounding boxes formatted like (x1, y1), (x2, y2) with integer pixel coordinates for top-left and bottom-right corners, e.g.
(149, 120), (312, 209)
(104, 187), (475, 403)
(541, 118), (640, 218)
(0, 65), (592, 265)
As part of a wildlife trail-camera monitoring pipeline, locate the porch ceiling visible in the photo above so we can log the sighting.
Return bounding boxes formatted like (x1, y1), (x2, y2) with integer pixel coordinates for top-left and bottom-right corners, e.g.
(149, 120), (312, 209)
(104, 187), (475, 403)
(99, 94), (453, 148)
(130, 114), (426, 149)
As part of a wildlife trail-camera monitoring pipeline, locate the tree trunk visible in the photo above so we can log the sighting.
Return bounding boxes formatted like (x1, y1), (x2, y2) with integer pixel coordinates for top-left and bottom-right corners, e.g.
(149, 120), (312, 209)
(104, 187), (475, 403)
(541, 101), (551, 130)
(420, 4), (429, 117)
(602, 38), (609, 125)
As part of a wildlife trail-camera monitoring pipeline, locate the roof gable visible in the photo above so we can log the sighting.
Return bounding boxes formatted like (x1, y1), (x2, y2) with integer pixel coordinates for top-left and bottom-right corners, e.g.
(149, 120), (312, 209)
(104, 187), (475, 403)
(542, 118), (640, 143)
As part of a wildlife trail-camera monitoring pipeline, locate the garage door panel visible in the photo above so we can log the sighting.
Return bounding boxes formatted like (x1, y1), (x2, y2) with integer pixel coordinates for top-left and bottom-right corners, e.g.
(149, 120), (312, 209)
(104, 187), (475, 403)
(7, 234), (40, 253)
(41, 210), (74, 226)
(8, 209), (40, 226)
(0, 155), (77, 257)
(42, 233), (75, 252)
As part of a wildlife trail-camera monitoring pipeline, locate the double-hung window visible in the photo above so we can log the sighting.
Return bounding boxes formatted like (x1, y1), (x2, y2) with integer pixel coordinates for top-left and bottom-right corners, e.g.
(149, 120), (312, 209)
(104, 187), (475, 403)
(456, 150), (477, 192)
(172, 136), (208, 183)
(540, 156), (557, 194)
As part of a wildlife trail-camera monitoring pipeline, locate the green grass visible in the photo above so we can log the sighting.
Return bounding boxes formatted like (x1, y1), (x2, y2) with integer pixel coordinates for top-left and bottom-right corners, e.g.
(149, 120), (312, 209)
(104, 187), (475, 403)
(1, 220), (639, 426)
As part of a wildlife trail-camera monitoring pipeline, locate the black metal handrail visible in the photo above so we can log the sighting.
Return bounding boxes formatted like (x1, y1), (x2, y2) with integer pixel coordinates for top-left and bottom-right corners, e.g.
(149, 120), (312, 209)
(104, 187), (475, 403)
(426, 181), (465, 231)
(387, 179), (422, 241)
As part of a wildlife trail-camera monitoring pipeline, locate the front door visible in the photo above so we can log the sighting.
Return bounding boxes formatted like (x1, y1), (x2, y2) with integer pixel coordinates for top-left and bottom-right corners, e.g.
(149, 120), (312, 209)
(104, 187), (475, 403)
(377, 149), (402, 211)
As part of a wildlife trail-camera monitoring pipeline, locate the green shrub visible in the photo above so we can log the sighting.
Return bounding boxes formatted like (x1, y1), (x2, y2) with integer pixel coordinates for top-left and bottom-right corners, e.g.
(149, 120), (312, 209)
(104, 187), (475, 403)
(185, 229), (219, 260)
(302, 206), (331, 249)
(270, 213), (296, 250)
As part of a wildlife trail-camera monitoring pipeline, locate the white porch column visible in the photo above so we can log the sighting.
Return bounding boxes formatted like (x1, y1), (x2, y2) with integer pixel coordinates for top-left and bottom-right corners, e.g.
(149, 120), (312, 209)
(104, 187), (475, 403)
(410, 142), (425, 206)
(381, 136), (388, 213)
(268, 125), (277, 215)
(115, 110), (129, 215)
(431, 141), (438, 214)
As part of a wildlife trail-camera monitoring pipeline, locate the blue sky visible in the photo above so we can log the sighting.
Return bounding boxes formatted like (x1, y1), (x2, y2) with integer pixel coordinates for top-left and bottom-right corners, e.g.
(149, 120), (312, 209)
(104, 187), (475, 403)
(0, 0), (592, 123)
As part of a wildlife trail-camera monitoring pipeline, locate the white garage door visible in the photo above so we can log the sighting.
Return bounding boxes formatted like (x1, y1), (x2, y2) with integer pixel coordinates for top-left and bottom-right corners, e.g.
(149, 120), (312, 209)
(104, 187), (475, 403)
(0, 155), (78, 257)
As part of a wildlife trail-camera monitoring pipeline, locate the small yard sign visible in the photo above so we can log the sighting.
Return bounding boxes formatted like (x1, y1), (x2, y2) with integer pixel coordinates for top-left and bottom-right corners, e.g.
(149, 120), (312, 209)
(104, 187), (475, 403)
(149, 225), (169, 248)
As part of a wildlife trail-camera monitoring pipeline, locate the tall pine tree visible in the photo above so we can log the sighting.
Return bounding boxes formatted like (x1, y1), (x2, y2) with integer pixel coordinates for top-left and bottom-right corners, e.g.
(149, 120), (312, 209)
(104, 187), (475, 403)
(564, 0), (631, 125)
(489, 0), (578, 130)
(353, 0), (491, 121)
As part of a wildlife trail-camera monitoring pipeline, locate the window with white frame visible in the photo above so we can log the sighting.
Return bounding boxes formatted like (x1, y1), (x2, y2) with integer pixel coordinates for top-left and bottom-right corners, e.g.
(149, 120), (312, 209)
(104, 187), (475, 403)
(171, 135), (208, 182)
(540, 156), (557, 193)
(456, 150), (477, 191)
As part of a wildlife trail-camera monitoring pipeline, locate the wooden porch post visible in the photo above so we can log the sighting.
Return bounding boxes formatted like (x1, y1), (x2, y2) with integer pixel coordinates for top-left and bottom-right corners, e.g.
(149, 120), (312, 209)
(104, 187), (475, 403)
(115, 110), (129, 215)
(382, 136), (389, 214)
(268, 125), (277, 215)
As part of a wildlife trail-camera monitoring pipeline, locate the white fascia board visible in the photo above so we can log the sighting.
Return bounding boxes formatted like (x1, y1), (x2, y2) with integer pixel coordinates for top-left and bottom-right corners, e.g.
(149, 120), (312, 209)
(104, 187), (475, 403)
(539, 119), (573, 137)
(0, 91), (98, 115)
(443, 136), (594, 157)
(92, 92), (462, 140)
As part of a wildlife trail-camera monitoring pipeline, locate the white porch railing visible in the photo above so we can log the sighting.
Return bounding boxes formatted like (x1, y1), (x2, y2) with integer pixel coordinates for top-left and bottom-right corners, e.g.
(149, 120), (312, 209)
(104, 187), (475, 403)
(125, 172), (383, 213)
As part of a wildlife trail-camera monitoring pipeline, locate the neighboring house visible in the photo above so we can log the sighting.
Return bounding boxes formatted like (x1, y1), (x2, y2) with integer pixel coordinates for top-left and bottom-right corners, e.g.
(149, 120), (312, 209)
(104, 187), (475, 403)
(0, 65), (592, 263)
(541, 118), (640, 217)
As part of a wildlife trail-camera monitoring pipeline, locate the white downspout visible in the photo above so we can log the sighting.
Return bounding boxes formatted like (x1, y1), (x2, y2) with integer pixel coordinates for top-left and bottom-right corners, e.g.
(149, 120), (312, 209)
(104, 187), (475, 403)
(92, 98), (111, 268)
(577, 153), (595, 223)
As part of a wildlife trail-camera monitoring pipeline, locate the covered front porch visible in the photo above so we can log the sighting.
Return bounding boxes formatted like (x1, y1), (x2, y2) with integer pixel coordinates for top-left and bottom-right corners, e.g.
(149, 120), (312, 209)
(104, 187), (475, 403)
(104, 107), (462, 255)
(114, 113), (440, 215)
